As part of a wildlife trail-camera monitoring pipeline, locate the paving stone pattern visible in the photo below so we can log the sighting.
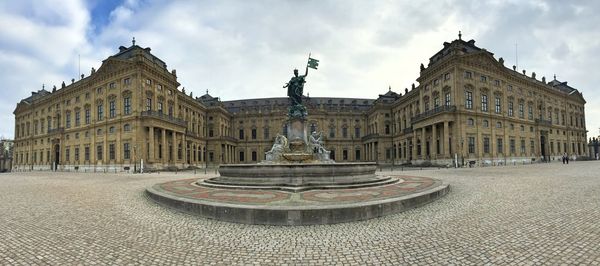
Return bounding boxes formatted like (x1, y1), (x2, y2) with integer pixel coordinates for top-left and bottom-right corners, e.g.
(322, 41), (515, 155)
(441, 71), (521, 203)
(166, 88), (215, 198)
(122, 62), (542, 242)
(1, 162), (599, 265)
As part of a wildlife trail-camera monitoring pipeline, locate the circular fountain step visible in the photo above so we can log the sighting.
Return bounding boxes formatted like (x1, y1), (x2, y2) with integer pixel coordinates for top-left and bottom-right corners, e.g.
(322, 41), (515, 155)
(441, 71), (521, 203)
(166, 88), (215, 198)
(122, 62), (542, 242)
(146, 175), (450, 225)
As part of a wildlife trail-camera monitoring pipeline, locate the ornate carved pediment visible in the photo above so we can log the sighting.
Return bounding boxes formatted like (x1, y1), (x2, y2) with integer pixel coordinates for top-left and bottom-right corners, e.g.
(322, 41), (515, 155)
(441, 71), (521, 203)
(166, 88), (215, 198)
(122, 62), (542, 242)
(122, 90), (132, 97)
(442, 85), (451, 93)
(108, 94), (117, 100)
(462, 53), (505, 73)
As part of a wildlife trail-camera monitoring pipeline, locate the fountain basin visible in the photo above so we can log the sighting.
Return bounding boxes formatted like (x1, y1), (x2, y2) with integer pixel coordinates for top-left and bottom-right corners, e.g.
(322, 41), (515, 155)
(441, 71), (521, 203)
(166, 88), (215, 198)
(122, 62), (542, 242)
(205, 162), (380, 188)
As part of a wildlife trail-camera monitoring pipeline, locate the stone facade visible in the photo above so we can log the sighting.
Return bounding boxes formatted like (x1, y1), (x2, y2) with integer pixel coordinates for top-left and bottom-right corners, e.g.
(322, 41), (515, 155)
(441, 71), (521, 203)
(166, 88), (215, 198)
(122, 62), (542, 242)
(12, 36), (588, 171)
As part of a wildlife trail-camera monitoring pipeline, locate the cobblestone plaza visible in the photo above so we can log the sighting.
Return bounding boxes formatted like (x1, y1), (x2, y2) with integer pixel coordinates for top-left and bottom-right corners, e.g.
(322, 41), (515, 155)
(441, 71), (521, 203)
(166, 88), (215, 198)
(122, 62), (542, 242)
(1, 162), (599, 265)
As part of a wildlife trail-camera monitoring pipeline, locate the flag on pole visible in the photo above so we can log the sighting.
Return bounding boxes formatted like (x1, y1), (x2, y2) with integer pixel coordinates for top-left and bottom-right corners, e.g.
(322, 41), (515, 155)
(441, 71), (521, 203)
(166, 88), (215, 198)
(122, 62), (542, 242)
(307, 57), (319, 69)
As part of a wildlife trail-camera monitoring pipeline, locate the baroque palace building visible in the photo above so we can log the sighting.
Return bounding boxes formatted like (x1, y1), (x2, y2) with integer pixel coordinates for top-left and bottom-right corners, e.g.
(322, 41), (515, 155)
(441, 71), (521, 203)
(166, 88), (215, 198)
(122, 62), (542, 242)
(12, 34), (588, 171)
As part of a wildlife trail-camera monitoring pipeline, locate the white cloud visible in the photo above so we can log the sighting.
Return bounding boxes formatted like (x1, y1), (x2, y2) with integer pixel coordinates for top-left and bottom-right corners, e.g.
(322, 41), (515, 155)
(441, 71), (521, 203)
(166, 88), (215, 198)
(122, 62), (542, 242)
(1, 0), (599, 139)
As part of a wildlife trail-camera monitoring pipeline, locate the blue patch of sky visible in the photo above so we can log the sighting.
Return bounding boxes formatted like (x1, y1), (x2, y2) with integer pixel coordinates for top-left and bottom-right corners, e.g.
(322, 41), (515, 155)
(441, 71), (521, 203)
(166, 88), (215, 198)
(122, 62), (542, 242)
(88, 0), (125, 34)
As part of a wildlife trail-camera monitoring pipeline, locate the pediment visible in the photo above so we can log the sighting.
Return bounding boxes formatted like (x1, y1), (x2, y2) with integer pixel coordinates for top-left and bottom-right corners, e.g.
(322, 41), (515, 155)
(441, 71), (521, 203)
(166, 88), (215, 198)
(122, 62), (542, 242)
(90, 58), (133, 81)
(461, 52), (507, 73)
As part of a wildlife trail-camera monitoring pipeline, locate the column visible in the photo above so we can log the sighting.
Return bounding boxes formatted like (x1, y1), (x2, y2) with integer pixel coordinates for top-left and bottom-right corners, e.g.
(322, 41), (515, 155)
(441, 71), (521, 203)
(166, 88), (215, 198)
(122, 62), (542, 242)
(161, 129), (167, 164)
(149, 126), (155, 162)
(172, 131), (177, 163)
(182, 136), (187, 165)
(421, 127), (426, 159)
(412, 132), (417, 160)
(443, 122), (449, 156)
(432, 123), (437, 159)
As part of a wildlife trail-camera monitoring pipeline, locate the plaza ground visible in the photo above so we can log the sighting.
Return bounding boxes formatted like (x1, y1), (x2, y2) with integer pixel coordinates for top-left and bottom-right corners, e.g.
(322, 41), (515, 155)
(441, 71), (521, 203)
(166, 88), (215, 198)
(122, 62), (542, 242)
(1, 161), (599, 265)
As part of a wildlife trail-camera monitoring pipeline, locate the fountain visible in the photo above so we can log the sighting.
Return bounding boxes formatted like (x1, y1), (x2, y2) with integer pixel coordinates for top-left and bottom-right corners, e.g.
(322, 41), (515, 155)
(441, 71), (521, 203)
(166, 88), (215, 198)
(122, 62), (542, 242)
(146, 61), (449, 225)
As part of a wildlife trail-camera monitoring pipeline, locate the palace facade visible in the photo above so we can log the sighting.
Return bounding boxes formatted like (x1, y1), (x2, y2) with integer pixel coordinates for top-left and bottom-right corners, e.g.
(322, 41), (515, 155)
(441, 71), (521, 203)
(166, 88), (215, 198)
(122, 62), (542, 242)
(12, 35), (588, 171)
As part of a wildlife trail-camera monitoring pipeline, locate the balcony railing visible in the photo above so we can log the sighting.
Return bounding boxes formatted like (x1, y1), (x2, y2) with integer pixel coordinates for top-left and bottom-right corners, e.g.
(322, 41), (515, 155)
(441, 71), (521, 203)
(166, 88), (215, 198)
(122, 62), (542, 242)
(141, 111), (186, 127)
(361, 133), (379, 141)
(185, 129), (200, 139)
(411, 105), (457, 123)
(534, 118), (552, 126)
(47, 127), (64, 134)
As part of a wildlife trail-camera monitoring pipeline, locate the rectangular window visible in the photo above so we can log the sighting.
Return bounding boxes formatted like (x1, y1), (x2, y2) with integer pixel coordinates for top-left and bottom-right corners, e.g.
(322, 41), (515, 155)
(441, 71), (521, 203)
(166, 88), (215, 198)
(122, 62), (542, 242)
(239, 151), (245, 162)
(109, 100), (116, 118)
(75, 147), (80, 161)
(355, 127), (361, 138)
(329, 127), (335, 138)
(157, 102), (163, 114)
(65, 147), (70, 162)
(124, 78), (131, 85)
(508, 101), (514, 116)
(464, 71), (472, 79)
(497, 138), (504, 154)
(66, 113), (71, 128)
(530, 140), (535, 154)
(465, 91), (473, 109)
(494, 97), (501, 113)
(342, 127), (348, 138)
(109, 144), (115, 160)
(483, 137), (490, 154)
(445, 93), (451, 106)
(123, 143), (130, 160)
(251, 151), (257, 162)
(97, 104), (104, 121)
(343, 150), (348, 160)
(251, 128), (257, 140)
(75, 111), (80, 126)
(239, 129), (244, 140)
(263, 127), (269, 140)
(519, 103), (527, 118)
(109, 82), (116, 89)
(494, 80), (500, 86)
(85, 109), (91, 124)
(97, 145), (103, 161)
(355, 149), (361, 161)
(146, 98), (152, 111)
(510, 139), (516, 154)
(481, 75), (487, 82)
(434, 97), (440, 108)
(468, 137), (475, 154)
(85, 147), (90, 161)
(123, 97), (131, 115)
(444, 73), (451, 80)
(528, 105), (533, 120)
(520, 140), (526, 154)
(481, 94), (488, 112)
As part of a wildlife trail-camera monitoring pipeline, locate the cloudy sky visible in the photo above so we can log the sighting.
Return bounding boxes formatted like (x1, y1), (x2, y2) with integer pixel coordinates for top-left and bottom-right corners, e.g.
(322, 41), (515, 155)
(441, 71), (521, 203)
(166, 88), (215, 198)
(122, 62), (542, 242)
(1, 0), (599, 139)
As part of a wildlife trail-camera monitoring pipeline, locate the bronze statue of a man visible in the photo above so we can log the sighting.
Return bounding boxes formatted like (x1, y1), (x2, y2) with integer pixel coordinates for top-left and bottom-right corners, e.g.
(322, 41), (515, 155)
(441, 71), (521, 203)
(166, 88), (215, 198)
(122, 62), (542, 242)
(284, 65), (308, 105)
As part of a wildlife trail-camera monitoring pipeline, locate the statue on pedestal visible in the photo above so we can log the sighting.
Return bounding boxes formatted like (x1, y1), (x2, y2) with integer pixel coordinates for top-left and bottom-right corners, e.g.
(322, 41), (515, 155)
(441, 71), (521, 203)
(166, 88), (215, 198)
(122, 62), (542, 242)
(283, 55), (319, 118)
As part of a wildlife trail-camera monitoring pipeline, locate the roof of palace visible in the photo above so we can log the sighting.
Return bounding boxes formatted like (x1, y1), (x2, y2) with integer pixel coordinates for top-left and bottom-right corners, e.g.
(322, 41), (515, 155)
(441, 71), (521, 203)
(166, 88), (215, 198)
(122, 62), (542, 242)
(112, 42), (168, 69)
